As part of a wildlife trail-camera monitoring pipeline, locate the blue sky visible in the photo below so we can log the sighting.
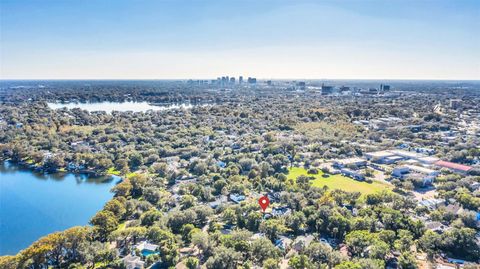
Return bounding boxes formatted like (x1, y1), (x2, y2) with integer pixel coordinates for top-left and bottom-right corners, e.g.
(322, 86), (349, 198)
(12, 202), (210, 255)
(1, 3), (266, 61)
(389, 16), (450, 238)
(1, 0), (479, 79)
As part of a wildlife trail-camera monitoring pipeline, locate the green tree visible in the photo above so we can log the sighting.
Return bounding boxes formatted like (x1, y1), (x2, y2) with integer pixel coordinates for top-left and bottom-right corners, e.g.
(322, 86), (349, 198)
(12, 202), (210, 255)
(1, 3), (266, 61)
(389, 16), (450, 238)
(335, 261), (362, 269)
(394, 230), (413, 252)
(246, 211), (263, 231)
(288, 254), (312, 269)
(263, 258), (280, 269)
(259, 219), (289, 241)
(140, 209), (162, 226)
(110, 227), (147, 252)
(286, 211), (307, 235)
(167, 209), (197, 233)
(104, 198), (126, 219)
(90, 210), (119, 241)
(205, 246), (242, 269)
(129, 174), (147, 197)
(181, 194), (197, 209)
(250, 238), (281, 264)
(146, 227), (178, 267)
(185, 257), (199, 269)
(112, 180), (132, 197)
(306, 242), (344, 268)
(398, 253), (418, 269)
(128, 152), (143, 168)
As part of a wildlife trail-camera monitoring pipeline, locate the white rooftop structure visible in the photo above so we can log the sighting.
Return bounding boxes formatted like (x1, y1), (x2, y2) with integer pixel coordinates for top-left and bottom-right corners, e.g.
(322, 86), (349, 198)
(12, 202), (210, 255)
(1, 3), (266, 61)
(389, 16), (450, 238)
(136, 241), (159, 252)
(364, 150), (396, 159)
(335, 157), (365, 164)
(405, 165), (438, 175)
(418, 156), (440, 164)
(419, 198), (444, 209)
(389, 149), (423, 160)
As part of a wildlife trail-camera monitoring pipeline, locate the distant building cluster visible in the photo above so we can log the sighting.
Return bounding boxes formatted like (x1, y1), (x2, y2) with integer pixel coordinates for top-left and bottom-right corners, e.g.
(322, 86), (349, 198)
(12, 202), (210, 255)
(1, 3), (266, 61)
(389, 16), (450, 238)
(331, 148), (474, 188)
(186, 79), (394, 95)
(296, 82), (393, 96)
(187, 75), (257, 87)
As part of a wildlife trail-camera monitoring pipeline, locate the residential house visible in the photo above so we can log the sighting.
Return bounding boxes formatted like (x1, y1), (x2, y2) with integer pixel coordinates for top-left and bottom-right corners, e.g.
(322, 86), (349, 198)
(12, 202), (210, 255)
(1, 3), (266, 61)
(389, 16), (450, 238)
(178, 247), (199, 258)
(419, 198), (444, 209)
(292, 235), (315, 252)
(425, 221), (448, 233)
(471, 182), (480, 191)
(414, 147), (435, 155)
(443, 203), (464, 216)
(136, 241), (159, 256)
(229, 193), (246, 204)
(271, 206), (291, 217)
(122, 255), (144, 269)
(251, 233), (266, 240)
(275, 236), (293, 251)
(67, 162), (85, 171)
(208, 195), (228, 209)
(446, 258), (466, 266)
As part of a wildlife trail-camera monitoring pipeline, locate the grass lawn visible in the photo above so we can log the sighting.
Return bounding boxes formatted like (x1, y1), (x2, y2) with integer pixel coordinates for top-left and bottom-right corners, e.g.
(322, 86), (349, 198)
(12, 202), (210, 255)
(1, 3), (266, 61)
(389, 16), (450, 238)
(106, 167), (121, 176)
(287, 167), (391, 196)
(117, 221), (127, 231)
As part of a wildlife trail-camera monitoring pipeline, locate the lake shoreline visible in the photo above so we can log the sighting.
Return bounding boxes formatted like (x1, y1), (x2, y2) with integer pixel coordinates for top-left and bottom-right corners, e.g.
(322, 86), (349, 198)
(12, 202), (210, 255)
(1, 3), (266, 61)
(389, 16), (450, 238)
(47, 100), (214, 114)
(0, 159), (120, 256)
(0, 157), (117, 178)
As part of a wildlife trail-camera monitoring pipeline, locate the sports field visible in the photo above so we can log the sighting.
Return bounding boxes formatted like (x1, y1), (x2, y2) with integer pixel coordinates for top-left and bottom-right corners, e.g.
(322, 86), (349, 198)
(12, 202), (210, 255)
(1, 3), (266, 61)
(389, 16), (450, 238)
(287, 167), (390, 195)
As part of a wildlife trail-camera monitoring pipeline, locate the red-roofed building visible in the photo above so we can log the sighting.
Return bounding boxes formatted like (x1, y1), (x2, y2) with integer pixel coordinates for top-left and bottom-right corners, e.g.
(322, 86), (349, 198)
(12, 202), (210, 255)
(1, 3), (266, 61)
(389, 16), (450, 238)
(435, 160), (472, 174)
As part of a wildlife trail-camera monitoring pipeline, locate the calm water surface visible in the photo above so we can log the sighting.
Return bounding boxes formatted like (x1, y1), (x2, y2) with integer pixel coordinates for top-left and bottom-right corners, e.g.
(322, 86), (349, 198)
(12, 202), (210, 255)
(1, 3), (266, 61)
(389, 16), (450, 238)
(47, 101), (204, 113)
(0, 162), (119, 255)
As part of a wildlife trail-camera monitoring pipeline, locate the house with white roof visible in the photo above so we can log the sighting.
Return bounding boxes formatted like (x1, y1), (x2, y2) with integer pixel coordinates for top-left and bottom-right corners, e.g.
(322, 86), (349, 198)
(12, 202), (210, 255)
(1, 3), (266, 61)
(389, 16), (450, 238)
(333, 157), (367, 169)
(136, 241), (159, 256)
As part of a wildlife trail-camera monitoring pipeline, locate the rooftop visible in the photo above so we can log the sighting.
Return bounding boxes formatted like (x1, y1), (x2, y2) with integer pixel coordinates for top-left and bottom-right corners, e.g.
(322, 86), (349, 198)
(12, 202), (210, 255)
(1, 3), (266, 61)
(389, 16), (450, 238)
(435, 160), (472, 172)
(389, 149), (422, 159)
(365, 150), (396, 158)
(334, 157), (366, 164)
(405, 165), (438, 175)
(418, 156), (440, 164)
(136, 241), (159, 252)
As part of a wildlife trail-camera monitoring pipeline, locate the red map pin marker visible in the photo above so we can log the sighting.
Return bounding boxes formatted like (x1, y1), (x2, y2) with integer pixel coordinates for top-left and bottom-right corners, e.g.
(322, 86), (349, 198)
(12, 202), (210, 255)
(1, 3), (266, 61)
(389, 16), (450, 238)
(258, 196), (270, 212)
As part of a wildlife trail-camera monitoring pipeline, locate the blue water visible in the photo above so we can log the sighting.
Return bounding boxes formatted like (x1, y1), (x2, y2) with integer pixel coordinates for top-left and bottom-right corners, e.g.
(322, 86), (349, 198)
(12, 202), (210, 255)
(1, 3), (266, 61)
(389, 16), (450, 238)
(47, 101), (205, 113)
(141, 249), (159, 257)
(0, 162), (118, 255)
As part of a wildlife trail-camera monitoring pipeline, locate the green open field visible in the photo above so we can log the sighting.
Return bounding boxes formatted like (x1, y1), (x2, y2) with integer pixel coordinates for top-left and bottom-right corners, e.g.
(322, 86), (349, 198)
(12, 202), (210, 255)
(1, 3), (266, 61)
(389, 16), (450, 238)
(287, 167), (391, 195)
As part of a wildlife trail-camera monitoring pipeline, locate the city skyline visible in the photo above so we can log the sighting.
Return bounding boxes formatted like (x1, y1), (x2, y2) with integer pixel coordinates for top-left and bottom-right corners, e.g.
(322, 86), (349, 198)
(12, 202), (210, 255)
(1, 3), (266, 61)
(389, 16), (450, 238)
(1, 0), (479, 80)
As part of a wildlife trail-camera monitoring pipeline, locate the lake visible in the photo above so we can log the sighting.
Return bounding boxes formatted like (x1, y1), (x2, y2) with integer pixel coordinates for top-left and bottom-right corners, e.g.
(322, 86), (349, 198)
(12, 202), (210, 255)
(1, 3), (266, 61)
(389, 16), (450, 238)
(47, 101), (205, 113)
(0, 162), (119, 255)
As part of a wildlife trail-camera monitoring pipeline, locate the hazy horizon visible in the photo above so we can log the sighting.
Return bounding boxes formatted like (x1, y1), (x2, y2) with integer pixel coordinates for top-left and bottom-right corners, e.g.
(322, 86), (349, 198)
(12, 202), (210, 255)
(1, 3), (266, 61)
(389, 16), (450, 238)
(0, 77), (480, 82)
(1, 0), (479, 80)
